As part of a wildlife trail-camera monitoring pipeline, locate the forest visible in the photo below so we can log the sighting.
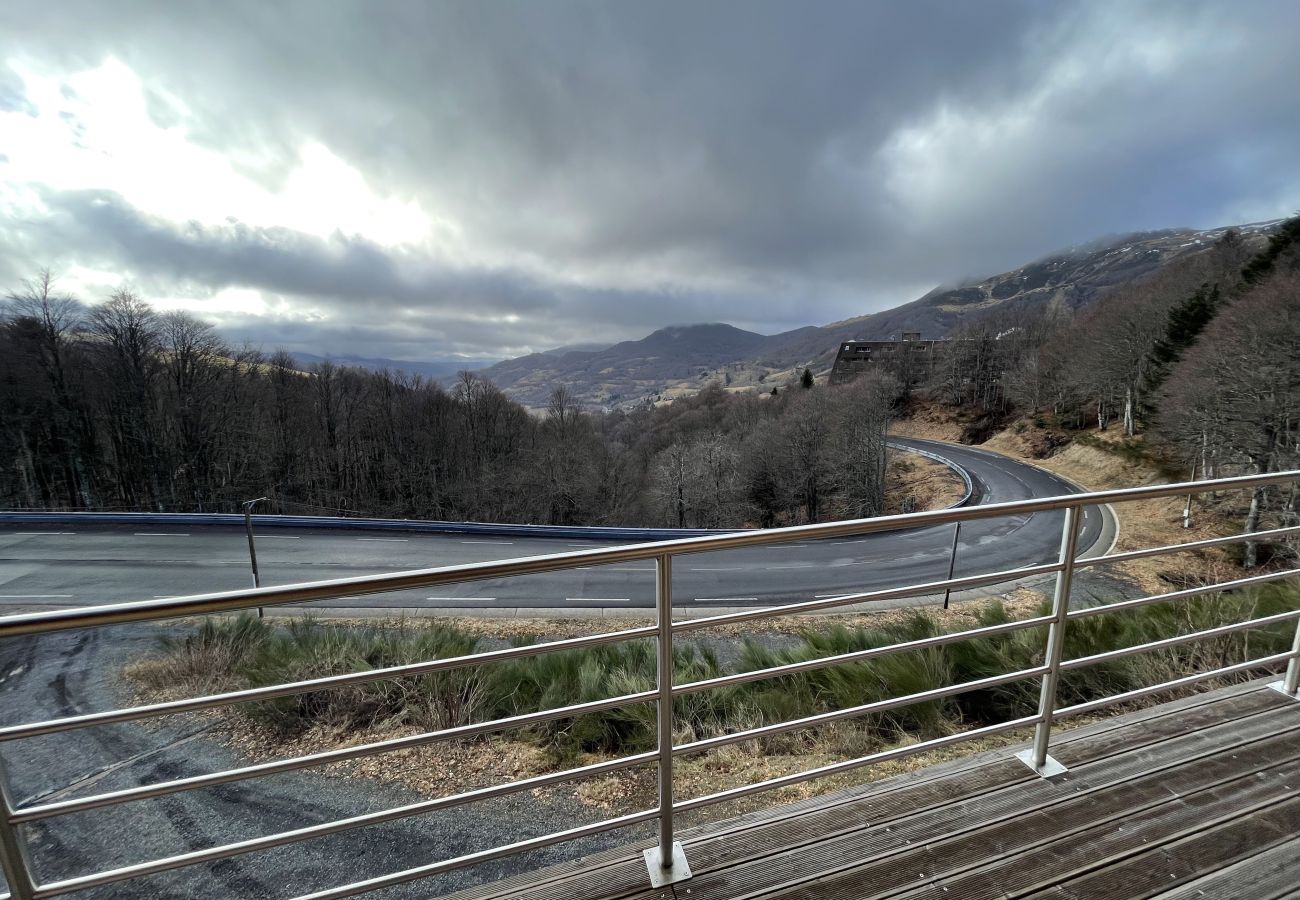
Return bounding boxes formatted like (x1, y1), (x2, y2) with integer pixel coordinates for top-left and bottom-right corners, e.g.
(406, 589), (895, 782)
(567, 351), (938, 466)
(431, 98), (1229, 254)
(2, 215), (1297, 537)
(0, 278), (895, 528)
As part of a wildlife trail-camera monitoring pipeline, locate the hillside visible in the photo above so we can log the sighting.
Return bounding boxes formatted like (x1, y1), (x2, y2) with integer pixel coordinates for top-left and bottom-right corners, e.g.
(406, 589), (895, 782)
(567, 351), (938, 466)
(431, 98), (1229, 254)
(290, 352), (493, 380)
(469, 322), (820, 408)
(472, 219), (1282, 409)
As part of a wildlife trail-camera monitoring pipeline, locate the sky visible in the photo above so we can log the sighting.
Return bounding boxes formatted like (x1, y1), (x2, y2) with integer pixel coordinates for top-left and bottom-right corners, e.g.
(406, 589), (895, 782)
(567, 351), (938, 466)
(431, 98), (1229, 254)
(1, 1), (1297, 363)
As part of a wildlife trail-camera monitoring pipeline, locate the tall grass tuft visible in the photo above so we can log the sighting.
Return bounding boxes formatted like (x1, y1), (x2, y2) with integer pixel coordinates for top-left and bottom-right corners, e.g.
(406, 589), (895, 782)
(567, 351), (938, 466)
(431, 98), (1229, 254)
(240, 617), (488, 735)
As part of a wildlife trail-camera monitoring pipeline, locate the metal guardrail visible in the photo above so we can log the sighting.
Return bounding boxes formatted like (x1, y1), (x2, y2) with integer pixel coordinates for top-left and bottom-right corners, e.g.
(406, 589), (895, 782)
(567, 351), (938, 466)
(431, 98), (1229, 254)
(0, 510), (728, 541)
(0, 471), (1297, 898)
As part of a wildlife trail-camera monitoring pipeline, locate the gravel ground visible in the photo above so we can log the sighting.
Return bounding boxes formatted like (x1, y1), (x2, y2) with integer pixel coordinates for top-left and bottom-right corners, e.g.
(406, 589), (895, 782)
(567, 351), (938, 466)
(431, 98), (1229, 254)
(0, 625), (653, 900)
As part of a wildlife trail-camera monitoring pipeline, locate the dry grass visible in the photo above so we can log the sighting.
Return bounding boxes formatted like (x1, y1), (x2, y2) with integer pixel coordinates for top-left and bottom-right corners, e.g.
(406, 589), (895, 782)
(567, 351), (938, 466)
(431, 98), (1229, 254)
(885, 453), (967, 514)
(887, 401), (964, 442)
(982, 420), (1244, 592)
(414, 590), (1043, 643)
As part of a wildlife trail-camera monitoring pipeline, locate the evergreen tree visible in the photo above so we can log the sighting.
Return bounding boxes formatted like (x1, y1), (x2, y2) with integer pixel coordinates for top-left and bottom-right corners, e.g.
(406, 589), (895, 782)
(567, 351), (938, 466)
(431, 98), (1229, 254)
(800, 367), (814, 389)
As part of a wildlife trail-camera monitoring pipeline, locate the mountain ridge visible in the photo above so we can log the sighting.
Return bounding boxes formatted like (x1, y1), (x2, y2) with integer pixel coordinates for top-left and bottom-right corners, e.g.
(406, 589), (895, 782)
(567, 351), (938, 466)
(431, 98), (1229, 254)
(468, 219), (1283, 409)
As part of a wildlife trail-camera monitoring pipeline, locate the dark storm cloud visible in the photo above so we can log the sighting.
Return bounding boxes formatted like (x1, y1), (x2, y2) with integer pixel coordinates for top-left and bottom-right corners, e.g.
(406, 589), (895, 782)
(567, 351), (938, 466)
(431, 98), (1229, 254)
(27, 188), (745, 358)
(1, 0), (1298, 359)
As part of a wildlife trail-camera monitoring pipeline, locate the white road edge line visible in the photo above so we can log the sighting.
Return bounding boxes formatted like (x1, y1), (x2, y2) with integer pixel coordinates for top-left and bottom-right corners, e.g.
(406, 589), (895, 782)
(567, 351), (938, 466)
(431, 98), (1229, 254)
(356, 538), (408, 542)
(566, 598), (631, 603)
(262, 535), (301, 540)
(426, 596), (497, 601)
(460, 540), (514, 545)
(695, 597), (759, 603)
(14, 532), (76, 536)
(0, 594), (73, 598)
(134, 533), (190, 537)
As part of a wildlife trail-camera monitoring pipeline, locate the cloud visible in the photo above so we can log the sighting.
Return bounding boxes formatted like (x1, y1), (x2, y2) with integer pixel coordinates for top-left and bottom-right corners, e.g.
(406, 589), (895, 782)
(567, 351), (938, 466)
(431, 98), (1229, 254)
(25, 187), (756, 358)
(1, 0), (1298, 360)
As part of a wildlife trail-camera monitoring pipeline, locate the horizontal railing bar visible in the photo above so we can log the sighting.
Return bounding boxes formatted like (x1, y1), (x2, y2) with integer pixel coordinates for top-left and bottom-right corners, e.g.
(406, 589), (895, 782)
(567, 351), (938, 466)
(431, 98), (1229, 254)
(289, 809), (660, 900)
(0, 624), (658, 742)
(5, 470), (1298, 638)
(1054, 651), (1298, 720)
(1061, 609), (1300, 671)
(674, 714), (1041, 813)
(1075, 525), (1300, 569)
(1068, 569), (1300, 620)
(13, 690), (656, 823)
(29, 752), (658, 895)
(675, 667), (1047, 756)
(675, 614), (1055, 696)
(674, 562), (1063, 633)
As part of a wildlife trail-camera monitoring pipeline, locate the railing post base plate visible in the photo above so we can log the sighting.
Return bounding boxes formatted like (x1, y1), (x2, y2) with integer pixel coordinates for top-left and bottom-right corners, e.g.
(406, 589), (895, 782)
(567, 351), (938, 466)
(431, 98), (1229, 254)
(643, 841), (692, 887)
(1267, 681), (1300, 701)
(1015, 749), (1067, 778)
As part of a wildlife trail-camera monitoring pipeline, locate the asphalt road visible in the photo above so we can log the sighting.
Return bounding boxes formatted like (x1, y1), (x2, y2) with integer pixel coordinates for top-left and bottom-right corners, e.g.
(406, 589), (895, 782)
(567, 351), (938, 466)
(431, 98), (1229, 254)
(0, 438), (1116, 899)
(0, 438), (1110, 617)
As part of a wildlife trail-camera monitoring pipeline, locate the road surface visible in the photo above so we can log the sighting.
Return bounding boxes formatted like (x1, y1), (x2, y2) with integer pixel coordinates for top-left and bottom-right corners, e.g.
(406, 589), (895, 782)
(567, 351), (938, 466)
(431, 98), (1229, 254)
(0, 439), (1110, 617)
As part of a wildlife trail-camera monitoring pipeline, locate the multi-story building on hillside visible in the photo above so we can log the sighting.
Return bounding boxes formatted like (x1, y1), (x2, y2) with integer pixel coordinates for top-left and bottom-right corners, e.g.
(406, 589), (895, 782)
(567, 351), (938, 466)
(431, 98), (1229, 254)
(829, 332), (947, 385)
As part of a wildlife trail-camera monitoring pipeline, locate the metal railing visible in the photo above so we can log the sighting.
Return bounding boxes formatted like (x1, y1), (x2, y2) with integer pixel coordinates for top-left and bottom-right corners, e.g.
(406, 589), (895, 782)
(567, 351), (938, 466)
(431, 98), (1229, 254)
(0, 470), (1298, 898)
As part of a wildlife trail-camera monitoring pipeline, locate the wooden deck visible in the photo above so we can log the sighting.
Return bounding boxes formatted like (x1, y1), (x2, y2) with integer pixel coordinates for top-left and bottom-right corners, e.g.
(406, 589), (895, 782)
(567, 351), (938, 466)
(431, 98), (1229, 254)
(449, 679), (1300, 900)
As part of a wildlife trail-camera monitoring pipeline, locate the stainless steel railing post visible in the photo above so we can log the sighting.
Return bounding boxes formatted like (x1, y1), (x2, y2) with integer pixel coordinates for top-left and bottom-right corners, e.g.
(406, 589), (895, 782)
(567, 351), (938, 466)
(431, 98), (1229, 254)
(1018, 505), (1082, 777)
(0, 755), (36, 900)
(643, 552), (691, 886)
(1282, 617), (1300, 696)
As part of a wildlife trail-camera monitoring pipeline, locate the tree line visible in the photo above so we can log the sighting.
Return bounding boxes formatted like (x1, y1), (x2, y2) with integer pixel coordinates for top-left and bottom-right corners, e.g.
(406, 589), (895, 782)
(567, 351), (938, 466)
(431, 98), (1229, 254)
(0, 278), (897, 529)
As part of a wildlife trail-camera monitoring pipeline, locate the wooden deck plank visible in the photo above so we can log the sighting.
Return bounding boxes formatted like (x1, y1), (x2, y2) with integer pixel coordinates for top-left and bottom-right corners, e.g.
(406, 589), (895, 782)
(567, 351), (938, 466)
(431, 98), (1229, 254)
(889, 756), (1300, 898)
(671, 711), (1300, 900)
(1152, 834), (1300, 900)
(707, 723), (1300, 900)
(1039, 795), (1300, 899)
(672, 699), (1300, 895)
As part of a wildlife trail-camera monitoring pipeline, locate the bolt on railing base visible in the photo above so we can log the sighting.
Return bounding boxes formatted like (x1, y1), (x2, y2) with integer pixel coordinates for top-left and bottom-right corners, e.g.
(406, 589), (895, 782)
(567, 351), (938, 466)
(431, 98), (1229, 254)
(1267, 681), (1300, 702)
(643, 842), (692, 887)
(1015, 749), (1068, 778)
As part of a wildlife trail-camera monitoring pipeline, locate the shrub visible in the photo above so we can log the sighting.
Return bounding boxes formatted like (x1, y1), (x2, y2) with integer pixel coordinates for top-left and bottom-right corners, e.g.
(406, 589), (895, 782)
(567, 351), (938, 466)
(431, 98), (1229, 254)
(133, 614), (271, 692)
(240, 618), (487, 735)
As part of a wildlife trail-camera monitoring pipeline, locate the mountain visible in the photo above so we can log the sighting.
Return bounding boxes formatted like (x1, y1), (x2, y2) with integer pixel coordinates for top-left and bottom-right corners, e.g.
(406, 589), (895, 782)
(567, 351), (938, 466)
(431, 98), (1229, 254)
(469, 323), (819, 408)
(291, 352), (493, 380)
(473, 219), (1282, 409)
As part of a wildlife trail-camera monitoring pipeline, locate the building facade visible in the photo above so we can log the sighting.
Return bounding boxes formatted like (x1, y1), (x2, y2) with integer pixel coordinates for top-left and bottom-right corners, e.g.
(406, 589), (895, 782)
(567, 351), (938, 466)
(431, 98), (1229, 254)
(829, 333), (947, 385)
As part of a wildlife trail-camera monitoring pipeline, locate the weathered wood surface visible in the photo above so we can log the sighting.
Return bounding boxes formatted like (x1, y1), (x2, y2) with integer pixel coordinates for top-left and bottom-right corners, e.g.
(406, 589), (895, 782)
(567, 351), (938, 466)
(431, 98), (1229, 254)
(444, 680), (1300, 900)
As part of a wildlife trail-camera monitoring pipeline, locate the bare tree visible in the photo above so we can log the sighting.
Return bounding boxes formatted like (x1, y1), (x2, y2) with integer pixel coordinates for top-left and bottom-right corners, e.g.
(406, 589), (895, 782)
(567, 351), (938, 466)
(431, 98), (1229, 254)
(1161, 271), (1300, 565)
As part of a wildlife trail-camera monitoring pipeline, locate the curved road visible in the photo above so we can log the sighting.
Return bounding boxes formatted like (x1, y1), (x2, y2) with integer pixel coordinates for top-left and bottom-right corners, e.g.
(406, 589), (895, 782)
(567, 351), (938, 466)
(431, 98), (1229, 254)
(0, 439), (1109, 616)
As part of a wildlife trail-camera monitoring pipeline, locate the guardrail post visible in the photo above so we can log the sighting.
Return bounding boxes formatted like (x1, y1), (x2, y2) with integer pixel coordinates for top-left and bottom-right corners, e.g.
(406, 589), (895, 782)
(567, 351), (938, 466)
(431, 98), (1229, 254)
(1270, 618), (1300, 700)
(0, 756), (36, 900)
(1016, 505), (1082, 778)
(643, 553), (691, 887)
